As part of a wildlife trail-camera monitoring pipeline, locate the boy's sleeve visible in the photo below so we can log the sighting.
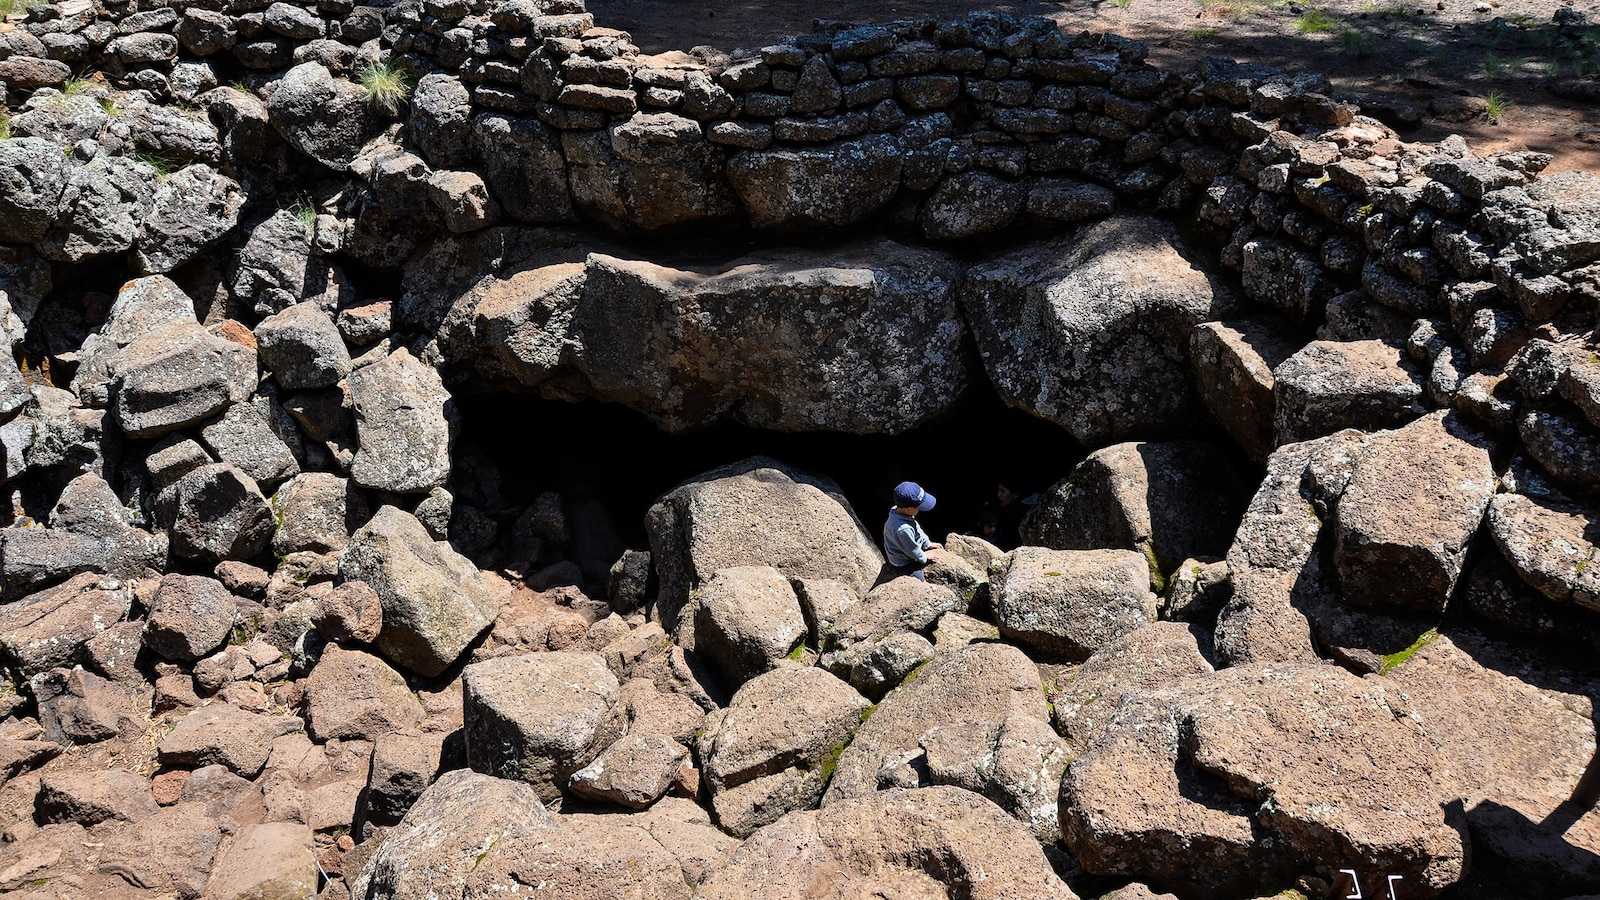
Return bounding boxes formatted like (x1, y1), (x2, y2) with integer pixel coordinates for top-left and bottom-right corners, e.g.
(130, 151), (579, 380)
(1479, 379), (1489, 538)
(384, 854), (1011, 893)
(895, 523), (929, 564)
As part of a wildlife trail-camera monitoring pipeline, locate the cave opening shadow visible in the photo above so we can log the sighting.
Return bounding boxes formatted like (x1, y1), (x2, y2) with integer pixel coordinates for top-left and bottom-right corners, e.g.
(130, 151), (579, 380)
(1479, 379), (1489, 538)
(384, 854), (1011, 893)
(454, 387), (1088, 552)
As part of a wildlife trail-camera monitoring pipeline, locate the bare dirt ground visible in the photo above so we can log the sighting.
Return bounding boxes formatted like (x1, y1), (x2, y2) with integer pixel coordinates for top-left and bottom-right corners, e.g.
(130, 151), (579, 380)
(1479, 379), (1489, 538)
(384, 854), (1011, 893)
(589, 0), (1600, 172)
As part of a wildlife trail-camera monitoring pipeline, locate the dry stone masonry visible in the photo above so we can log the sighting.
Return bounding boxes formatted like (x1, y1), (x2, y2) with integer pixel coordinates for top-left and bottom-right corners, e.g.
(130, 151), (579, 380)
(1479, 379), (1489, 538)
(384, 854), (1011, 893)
(1, 0), (1599, 896)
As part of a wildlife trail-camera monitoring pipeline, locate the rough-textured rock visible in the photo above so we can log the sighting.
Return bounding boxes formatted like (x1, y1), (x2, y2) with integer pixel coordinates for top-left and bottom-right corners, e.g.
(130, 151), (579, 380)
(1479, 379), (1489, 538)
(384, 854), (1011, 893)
(698, 786), (1078, 899)
(1050, 621), (1214, 748)
(559, 241), (967, 433)
(255, 302), (353, 391)
(1060, 664), (1467, 900)
(144, 574), (234, 661)
(347, 349), (454, 493)
(462, 650), (624, 802)
(205, 822), (316, 900)
(1190, 318), (1302, 463)
(818, 576), (961, 697)
(726, 135), (903, 232)
(1488, 488), (1600, 613)
(109, 323), (256, 439)
(266, 62), (377, 168)
(411, 74), (473, 168)
(96, 802), (222, 898)
(133, 164), (245, 274)
(1022, 440), (1245, 578)
(992, 547), (1156, 660)
(38, 155), (158, 263)
(1333, 412), (1496, 613)
(198, 402), (300, 488)
(231, 210), (353, 316)
(352, 769), (698, 900)
(0, 573), (132, 679)
(157, 703), (298, 777)
(646, 457), (882, 639)
(363, 731), (445, 825)
(306, 644), (424, 742)
(825, 642), (1045, 805)
(36, 769), (160, 825)
(168, 463), (276, 563)
(1385, 628), (1600, 896)
(562, 112), (736, 233)
(568, 731), (688, 809)
(339, 505), (499, 677)
(270, 472), (365, 555)
(470, 112), (575, 223)
(1274, 339), (1425, 445)
(962, 215), (1233, 444)
(0, 138), (68, 245)
(1215, 431), (1368, 666)
(690, 565), (805, 685)
(700, 665), (870, 836)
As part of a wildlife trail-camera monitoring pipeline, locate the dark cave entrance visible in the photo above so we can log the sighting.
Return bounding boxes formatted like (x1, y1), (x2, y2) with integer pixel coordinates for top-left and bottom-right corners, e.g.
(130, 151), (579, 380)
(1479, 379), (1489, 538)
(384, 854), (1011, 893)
(455, 386), (1088, 554)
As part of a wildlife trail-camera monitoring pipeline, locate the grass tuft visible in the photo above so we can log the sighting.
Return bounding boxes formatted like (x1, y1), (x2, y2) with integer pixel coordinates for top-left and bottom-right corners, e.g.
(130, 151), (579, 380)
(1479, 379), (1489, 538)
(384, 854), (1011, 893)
(1295, 8), (1337, 33)
(1483, 91), (1514, 124)
(1340, 27), (1377, 56)
(1191, 26), (1220, 38)
(357, 60), (411, 117)
(0, 111), (9, 141)
(0, 0), (40, 18)
(286, 196), (319, 231)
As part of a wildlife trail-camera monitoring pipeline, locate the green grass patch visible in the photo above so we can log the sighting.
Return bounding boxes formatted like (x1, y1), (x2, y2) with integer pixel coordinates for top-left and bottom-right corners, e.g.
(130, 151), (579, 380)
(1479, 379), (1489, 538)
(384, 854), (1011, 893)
(1483, 91), (1513, 124)
(1340, 27), (1377, 57)
(1190, 26), (1220, 38)
(1379, 627), (1439, 675)
(0, 111), (10, 141)
(61, 76), (95, 96)
(358, 60), (411, 116)
(786, 641), (807, 661)
(1295, 8), (1338, 33)
(0, 0), (40, 18)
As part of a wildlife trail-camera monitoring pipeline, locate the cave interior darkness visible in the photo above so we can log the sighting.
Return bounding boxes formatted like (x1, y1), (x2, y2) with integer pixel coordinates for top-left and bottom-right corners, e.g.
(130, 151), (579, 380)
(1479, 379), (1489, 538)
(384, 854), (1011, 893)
(456, 386), (1113, 553)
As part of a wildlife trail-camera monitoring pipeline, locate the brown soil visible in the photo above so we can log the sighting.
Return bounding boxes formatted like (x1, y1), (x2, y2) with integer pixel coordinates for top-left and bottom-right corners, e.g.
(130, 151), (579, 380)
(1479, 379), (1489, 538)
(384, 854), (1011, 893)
(589, 0), (1600, 173)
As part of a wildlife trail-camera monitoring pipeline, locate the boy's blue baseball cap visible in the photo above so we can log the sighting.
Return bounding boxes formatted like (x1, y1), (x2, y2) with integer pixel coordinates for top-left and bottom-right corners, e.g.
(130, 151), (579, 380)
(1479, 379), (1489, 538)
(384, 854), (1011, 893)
(893, 481), (936, 511)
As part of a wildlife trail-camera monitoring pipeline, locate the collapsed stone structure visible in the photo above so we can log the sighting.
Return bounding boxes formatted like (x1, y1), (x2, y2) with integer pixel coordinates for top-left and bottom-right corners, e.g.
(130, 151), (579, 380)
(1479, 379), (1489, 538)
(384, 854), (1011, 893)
(1, 0), (1599, 896)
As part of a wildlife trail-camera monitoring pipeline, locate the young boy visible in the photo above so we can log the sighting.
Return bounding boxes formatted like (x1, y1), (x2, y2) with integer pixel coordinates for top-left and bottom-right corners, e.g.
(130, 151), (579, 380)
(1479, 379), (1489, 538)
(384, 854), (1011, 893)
(883, 481), (942, 581)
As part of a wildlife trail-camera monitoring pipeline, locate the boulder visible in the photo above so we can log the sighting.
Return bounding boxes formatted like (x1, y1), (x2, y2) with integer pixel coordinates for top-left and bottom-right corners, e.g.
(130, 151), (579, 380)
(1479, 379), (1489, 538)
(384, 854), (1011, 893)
(157, 703), (299, 777)
(347, 349), (454, 494)
(824, 642), (1048, 811)
(96, 802), (222, 898)
(305, 645), (424, 742)
(32, 666), (136, 744)
(1021, 440), (1245, 578)
(198, 402), (300, 489)
(410, 74), (473, 168)
(1332, 412), (1496, 613)
(205, 822), (316, 900)
(144, 574), (235, 661)
(133, 164), (245, 274)
(470, 112), (575, 223)
(363, 731), (445, 825)
(0, 572), (131, 679)
(255, 302), (353, 391)
(962, 215), (1234, 444)
(1385, 628), (1600, 895)
(919, 171), (1026, 239)
(352, 769), (697, 900)
(1060, 664), (1467, 899)
(108, 323), (256, 440)
(697, 786), (1077, 900)
(265, 61), (377, 168)
(992, 547), (1156, 660)
(726, 134), (903, 232)
(1488, 489), (1600, 613)
(231, 210), (354, 316)
(2, 473), (166, 594)
(1214, 431), (1367, 666)
(568, 732), (688, 809)
(1273, 339), (1424, 445)
(168, 463), (276, 563)
(699, 665), (870, 836)
(560, 241), (968, 433)
(0, 137), (69, 244)
(270, 473), (365, 555)
(36, 769), (160, 825)
(338, 505), (499, 677)
(690, 566), (805, 686)
(462, 650), (623, 802)
(818, 577), (961, 698)
(312, 579), (384, 644)
(1522, 409), (1600, 493)
(37, 155), (158, 263)
(562, 112), (736, 233)
(646, 457), (882, 639)
(1189, 318), (1302, 463)
(1049, 621), (1215, 748)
